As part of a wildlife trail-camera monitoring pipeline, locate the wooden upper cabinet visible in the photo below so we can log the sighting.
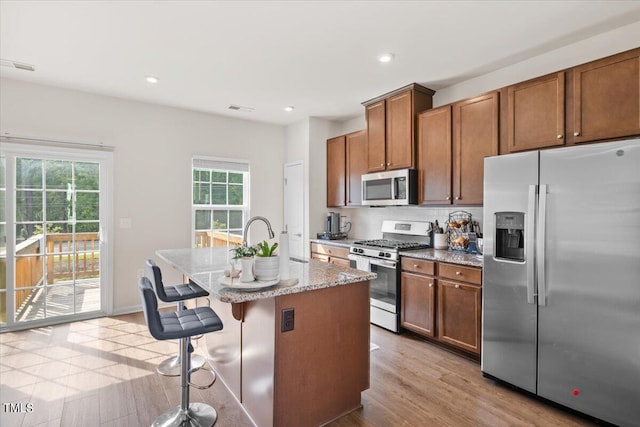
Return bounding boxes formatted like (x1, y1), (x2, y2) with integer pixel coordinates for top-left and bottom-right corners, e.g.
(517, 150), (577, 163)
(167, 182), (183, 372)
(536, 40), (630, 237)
(571, 48), (640, 144)
(417, 105), (453, 205)
(386, 90), (414, 169)
(326, 135), (346, 207)
(507, 72), (565, 152)
(453, 92), (499, 205)
(363, 83), (435, 173)
(365, 101), (386, 172)
(345, 130), (367, 205)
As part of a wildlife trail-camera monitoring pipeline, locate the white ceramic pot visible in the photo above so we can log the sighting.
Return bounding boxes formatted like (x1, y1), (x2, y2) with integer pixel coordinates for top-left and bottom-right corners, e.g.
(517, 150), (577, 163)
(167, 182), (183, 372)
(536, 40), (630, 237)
(239, 257), (255, 282)
(254, 256), (279, 281)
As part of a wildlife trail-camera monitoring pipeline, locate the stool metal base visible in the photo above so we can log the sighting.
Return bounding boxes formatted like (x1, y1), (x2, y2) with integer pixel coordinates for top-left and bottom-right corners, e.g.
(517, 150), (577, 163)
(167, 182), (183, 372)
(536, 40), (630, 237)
(152, 402), (217, 427)
(157, 354), (206, 377)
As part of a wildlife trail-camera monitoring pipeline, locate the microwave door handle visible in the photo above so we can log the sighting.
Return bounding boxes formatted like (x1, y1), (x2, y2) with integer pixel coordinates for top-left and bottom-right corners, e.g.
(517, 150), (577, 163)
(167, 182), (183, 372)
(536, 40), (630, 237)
(391, 178), (397, 200)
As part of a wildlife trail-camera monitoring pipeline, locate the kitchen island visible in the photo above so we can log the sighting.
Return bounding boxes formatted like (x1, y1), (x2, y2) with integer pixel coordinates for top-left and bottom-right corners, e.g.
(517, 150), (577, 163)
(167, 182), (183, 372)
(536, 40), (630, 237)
(156, 248), (376, 427)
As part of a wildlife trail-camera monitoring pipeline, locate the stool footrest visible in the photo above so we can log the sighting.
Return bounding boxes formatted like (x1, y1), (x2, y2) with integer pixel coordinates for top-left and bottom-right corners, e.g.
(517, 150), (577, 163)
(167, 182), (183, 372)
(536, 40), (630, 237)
(157, 354), (205, 377)
(189, 368), (216, 390)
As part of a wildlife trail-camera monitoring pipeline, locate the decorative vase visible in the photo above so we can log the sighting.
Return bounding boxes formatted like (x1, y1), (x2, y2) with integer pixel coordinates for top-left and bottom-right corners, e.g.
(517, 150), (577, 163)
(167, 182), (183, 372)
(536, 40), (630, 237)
(254, 256), (279, 281)
(239, 257), (255, 282)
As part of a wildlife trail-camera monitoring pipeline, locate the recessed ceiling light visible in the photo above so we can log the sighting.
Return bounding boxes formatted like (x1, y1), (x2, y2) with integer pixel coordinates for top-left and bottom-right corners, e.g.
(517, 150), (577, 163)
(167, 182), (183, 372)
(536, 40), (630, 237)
(284, 106), (295, 112)
(377, 53), (394, 63)
(145, 75), (159, 84)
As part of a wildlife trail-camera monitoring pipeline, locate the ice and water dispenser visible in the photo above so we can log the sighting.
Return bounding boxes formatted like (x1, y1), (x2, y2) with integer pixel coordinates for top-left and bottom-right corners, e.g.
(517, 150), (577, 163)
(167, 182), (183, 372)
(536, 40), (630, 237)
(495, 212), (525, 262)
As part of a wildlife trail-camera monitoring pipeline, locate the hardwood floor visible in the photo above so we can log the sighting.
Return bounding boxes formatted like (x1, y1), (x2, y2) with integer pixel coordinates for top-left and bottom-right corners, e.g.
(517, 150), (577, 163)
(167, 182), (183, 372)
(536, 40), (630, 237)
(1, 313), (595, 427)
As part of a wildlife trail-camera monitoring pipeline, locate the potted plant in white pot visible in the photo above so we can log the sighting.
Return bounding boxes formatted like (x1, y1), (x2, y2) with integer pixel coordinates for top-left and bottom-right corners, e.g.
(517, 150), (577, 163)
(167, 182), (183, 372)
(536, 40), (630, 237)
(254, 240), (279, 281)
(230, 245), (257, 282)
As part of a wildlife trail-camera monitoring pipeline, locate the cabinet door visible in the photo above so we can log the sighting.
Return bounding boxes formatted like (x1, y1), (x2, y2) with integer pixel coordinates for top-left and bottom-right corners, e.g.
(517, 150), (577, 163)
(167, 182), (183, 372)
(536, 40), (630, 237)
(326, 136), (346, 207)
(346, 130), (367, 205)
(453, 92), (499, 205)
(507, 72), (565, 152)
(401, 272), (436, 337)
(386, 90), (414, 169)
(366, 101), (386, 172)
(572, 49), (640, 143)
(417, 105), (452, 204)
(437, 279), (481, 354)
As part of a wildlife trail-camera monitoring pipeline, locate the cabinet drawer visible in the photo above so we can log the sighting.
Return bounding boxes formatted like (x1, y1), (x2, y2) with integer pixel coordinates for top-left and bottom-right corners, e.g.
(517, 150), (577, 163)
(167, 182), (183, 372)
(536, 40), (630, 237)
(311, 253), (329, 263)
(438, 263), (482, 285)
(310, 243), (349, 259)
(401, 258), (435, 275)
(329, 257), (351, 267)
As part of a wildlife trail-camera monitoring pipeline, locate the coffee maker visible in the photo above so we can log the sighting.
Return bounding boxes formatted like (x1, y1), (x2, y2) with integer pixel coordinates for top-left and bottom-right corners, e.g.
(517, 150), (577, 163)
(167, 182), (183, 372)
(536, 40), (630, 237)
(317, 212), (349, 240)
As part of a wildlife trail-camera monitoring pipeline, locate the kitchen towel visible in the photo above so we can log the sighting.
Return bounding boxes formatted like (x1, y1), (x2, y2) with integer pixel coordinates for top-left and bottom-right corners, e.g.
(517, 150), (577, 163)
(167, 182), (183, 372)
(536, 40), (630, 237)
(355, 256), (370, 272)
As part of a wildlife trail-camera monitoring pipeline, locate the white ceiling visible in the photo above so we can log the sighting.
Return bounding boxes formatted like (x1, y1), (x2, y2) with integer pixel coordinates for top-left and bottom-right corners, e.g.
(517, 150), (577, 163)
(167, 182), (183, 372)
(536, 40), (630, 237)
(2, 1), (640, 126)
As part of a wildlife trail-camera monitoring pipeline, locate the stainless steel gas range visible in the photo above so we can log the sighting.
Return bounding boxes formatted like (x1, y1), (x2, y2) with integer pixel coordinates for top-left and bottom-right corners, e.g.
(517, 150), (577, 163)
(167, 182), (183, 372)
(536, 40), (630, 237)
(349, 220), (432, 332)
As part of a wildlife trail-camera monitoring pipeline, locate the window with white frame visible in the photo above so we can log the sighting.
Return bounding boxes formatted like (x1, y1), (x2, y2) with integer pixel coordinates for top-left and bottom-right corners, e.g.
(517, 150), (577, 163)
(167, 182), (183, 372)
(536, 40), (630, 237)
(192, 157), (249, 249)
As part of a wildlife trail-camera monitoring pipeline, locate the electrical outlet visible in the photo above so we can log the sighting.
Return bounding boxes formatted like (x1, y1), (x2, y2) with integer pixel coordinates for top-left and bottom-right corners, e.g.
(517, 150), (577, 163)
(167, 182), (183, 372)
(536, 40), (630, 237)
(281, 308), (294, 332)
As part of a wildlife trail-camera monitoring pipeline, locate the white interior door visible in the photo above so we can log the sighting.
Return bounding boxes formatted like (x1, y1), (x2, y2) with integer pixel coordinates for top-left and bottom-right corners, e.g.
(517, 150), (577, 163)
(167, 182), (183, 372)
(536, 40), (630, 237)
(284, 162), (304, 258)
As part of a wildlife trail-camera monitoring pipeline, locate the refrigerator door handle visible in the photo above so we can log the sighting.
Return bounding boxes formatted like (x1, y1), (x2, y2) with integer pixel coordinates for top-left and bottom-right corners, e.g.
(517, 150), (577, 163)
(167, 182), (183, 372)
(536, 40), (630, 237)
(526, 185), (537, 304)
(537, 184), (548, 306)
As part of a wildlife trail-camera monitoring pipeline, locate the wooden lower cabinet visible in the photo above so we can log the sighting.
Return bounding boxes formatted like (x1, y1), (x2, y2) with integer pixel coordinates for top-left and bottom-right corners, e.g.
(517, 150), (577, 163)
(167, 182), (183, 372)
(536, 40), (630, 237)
(310, 242), (350, 267)
(401, 259), (482, 356)
(437, 279), (482, 354)
(401, 272), (435, 337)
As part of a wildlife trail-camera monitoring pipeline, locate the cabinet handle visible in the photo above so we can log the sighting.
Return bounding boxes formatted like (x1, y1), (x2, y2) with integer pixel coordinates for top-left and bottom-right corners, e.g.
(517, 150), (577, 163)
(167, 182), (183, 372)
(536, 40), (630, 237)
(380, 163), (384, 167)
(455, 197), (460, 201)
(446, 196), (451, 201)
(557, 134), (563, 139)
(574, 132), (580, 137)
(428, 283), (433, 287)
(455, 271), (461, 275)
(455, 284), (460, 289)
(386, 162), (390, 166)
(413, 264), (419, 268)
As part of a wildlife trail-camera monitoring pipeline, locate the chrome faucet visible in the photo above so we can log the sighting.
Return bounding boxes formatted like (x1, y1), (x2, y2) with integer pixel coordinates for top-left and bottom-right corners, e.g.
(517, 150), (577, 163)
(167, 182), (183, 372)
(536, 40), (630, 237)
(242, 216), (275, 247)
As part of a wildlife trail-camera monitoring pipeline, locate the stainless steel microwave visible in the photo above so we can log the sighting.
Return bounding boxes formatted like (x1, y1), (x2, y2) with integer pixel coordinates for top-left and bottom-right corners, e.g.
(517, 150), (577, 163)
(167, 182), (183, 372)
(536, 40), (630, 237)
(361, 169), (418, 206)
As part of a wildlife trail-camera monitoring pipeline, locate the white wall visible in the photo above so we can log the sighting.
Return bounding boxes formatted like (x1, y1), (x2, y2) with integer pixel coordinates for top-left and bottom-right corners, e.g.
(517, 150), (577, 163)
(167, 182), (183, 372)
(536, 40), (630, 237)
(0, 78), (285, 313)
(434, 20), (640, 106)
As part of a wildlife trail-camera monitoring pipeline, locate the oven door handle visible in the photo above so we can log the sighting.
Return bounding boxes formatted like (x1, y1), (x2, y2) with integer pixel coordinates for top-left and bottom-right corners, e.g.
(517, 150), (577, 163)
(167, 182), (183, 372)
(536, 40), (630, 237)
(370, 258), (397, 269)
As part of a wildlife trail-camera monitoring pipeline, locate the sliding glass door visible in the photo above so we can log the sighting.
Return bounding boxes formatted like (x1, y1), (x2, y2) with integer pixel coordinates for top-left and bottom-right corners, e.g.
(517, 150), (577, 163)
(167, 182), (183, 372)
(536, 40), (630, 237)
(0, 143), (112, 330)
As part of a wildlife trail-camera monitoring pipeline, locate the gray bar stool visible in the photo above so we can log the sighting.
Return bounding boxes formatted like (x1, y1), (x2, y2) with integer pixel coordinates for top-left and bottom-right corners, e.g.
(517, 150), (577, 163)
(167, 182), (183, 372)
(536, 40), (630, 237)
(139, 276), (223, 427)
(145, 259), (210, 376)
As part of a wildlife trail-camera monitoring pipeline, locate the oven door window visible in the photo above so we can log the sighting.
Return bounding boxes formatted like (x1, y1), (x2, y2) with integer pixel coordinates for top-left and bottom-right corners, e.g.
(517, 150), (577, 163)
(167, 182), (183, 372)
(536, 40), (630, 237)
(370, 262), (397, 313)
(364, 178), (392, 201)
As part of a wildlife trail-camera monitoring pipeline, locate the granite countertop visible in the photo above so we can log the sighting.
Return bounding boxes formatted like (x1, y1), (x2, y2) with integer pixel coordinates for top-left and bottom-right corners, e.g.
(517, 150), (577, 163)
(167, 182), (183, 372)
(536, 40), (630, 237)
(399, 248), (484, 268)
(156, 247), (376, 303)
(309, 238), (361, 248)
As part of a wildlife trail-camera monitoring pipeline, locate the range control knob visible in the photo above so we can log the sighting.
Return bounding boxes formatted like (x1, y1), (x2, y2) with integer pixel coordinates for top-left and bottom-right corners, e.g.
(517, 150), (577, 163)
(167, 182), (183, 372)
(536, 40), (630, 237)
(359, 248), (364, 254)
(385, 253), (392, 258)
(378, 251), (385, 257)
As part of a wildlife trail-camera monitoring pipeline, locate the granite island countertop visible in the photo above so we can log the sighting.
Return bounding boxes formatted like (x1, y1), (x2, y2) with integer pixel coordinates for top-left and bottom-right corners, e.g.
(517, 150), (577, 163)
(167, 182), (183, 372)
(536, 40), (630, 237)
(399, 248), (483, 268)
(156, 247), (376, 303)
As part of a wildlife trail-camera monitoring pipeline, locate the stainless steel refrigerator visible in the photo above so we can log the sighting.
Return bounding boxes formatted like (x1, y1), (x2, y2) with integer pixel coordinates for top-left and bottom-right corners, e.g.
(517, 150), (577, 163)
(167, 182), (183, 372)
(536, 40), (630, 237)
(482, 138), (640, 426)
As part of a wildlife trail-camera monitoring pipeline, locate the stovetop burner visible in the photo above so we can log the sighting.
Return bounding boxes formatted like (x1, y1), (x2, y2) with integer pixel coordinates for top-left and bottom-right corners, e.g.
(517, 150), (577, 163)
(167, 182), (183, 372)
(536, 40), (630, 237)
(353, 239), (429, 250)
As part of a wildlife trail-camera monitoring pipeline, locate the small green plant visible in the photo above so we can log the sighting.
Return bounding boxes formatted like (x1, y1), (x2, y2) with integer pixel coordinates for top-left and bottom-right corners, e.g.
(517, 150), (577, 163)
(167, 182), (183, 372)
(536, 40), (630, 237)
(256, 240), (278, 257)
(230, 245), (256, 259)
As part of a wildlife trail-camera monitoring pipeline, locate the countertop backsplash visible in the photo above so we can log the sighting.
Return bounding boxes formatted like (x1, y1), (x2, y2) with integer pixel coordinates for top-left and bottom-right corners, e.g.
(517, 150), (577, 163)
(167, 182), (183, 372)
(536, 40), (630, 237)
(333, 206), (483, 240)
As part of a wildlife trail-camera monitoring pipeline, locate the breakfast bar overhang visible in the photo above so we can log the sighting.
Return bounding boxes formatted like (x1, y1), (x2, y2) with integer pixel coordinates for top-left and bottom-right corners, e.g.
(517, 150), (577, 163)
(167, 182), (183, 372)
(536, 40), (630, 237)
(156, 248), (376, 427)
